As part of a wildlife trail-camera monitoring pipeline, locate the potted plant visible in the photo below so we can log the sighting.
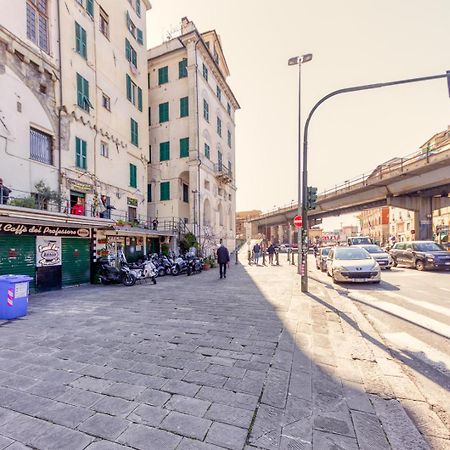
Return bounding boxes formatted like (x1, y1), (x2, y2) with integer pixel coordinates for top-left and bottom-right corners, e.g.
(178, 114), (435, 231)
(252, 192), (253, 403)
(115, 219), (125, 227)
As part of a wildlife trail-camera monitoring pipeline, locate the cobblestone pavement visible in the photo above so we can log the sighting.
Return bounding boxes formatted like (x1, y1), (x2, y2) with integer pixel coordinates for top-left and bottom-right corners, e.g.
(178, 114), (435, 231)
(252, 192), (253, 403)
(0, 260), (447, 449)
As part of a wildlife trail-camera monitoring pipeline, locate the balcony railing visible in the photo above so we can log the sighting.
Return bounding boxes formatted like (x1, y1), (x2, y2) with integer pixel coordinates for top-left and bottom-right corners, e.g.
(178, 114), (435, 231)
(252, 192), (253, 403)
(0, 188), (190, 235)
(214, 163), (232, 183)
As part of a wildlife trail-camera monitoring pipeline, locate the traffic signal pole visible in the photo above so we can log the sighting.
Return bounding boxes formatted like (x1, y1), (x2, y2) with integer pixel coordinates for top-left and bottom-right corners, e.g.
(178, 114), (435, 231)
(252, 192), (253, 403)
(300, 71), (448, 293)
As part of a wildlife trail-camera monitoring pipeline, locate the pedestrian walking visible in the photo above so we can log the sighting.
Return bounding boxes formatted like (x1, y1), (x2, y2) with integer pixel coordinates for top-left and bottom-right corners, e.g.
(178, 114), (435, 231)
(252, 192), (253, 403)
(0, 178), (11, 205)
(267, 243), (275, 265)
(253, 242), (261, 265)
(217, 239), (230, 279)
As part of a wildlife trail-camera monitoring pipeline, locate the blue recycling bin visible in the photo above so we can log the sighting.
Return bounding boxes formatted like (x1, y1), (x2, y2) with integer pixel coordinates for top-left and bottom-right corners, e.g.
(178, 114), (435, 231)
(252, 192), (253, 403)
(0, 275), (33, 320)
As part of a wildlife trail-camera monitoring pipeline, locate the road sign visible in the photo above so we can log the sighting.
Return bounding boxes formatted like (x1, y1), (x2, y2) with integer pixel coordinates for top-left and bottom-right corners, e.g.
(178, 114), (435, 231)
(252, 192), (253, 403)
(293, 216), (303, 228)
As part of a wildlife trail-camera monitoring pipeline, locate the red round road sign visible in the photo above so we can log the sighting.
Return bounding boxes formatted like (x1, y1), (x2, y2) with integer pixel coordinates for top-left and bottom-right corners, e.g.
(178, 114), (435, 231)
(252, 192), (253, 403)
(293, 215), (303, 228)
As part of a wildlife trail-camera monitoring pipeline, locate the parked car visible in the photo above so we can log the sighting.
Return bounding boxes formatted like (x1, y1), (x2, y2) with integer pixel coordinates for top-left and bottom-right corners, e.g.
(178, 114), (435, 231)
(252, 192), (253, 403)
(278, 244), (291, 253)
(326, 247), (381, 284)
(355, 244), (393, 269)
(389, 241), (450, 271)
(316, 247), (331, 271)
(347, 236), (372, 246)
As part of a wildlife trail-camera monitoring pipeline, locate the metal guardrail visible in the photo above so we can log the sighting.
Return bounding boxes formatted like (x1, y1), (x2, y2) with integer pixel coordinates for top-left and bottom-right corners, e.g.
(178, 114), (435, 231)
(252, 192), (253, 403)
(256, 145), (449, 218)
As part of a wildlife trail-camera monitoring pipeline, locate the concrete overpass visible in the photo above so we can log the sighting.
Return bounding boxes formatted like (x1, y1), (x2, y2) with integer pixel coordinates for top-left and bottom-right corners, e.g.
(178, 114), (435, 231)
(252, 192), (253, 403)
(248, 145), (450, 241)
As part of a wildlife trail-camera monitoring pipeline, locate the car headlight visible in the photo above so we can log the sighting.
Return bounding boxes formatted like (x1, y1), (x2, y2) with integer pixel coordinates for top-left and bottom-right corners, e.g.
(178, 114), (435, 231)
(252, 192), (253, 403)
(425, 254), (434, 261)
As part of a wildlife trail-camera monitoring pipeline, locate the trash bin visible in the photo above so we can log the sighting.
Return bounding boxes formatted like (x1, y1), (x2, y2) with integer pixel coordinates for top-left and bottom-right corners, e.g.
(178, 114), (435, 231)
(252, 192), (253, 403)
(0, 275), (33, 320)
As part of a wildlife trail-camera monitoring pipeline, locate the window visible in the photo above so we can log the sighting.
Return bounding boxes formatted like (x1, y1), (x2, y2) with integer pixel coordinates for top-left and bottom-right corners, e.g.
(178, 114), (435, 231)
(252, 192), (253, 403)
(126, 74), (142, 111)
(180, 137), (189, 158)
(26, 0), (49, 53)
(204, 143), (210, 159)
(183, 183), (189, 203)
(102, 93), (111, 111)
(100, 141), (109, 157)
(217, 117), (222, 137)
(218, 151), (223, 168)
(130, 118), (139, 146)
(135, 0), (141, 17)
(160, 141), (170, 161)
(147, 184), (152, 202)
(202, 64), (208, 81)
(75, 137), (87, 169)
(160, 182), (170, 201)
(159, 102), (169, 123)
(86, 0), (94, 17)
(129, 163), (137, 188)
(125, 39), (137, 67)
(76, 73), (91, 112)
(30, 127), (52, 165)
(180, 97), (189, 117)
(137, 29), (144, 45)
(158, 66), (168, 85)
(216, 86), (222, 101)
(204, 180), (210, 190)
(75, 22), (87, 59)
(99, 7), (109, 38)
(148, 107), (151, 126)
(126, 11), (143, 44)
(148, 145), (152, 163)
(203, 100), (209, 122)
(179, 59), (188, 78)
(227, 130), (232, 147)
(228, 161), (232, 176)
(227, 102), (231, 116)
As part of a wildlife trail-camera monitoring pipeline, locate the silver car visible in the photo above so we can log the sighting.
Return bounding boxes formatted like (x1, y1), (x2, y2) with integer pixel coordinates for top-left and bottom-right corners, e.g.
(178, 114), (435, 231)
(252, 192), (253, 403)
(326, 247), (381, 284)
(356, 244), (393, 269)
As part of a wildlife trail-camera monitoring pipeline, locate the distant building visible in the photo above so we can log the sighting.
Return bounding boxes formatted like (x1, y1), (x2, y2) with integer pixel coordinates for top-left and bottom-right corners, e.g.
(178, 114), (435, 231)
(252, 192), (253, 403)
(389, 207), (415, 242)
(236, 210), (262, 240)
(358, 207), (390, 245)
(147, 17), (239, 254)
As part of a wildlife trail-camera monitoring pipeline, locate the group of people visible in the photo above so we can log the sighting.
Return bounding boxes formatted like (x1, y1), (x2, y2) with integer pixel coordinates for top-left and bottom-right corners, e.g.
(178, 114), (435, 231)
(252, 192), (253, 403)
(251, 242), (277, 265)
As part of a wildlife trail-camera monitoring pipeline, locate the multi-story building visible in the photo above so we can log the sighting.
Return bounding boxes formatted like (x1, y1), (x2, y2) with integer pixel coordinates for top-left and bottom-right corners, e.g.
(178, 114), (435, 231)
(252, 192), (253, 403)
(0, 1), (163, 292)
(358, 207), (390, 245)
(389, 207), (415, 242)
(147, 17), (239, 254)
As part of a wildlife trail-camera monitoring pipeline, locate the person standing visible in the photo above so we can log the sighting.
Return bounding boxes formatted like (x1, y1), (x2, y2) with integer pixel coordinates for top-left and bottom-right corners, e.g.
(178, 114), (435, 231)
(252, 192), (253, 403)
(267, 243), (275, 265)
(0, 178), (11, 204)
(253, 242), (261, 265)
(217, 239), (230, 279)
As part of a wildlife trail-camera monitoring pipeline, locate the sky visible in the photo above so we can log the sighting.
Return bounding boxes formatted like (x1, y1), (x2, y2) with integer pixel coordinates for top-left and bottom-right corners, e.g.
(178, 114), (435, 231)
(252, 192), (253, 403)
(147, 0), (450, 231)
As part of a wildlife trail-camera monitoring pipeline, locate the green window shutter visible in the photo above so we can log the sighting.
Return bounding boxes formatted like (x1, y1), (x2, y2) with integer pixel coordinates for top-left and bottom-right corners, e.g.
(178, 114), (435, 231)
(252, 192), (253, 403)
(86, 0), (94, 17)
(179, 59), (187, 78)
(180, 97), (189, 117)
(126, 74), (132, 101)
(125, 38), (131, 62)
(204, 143), (210, 159)
(137, 28), (143, 45)
(76, 73), (83, 108)
(83, 77), (89, 109)
(217, 117), (221, 136)
(202, 64), (208, 81)
(81, 140), (87, 169)
(138, 87), (143, 111)
(136, 0), (141, 17)
(160, 181), (170, 201)
(130, 163), (137, 188)
(131, 118), (138, 146)
(203, 100), (209, 122)
(228, 130), (232, 147)
(160, 141), (170, 161)
(75, 137), (87, 169)
(180, 137), (189, 158)
(75, 137), (81, 167)
(81, 27), (87, 58)
(147, 183), (152, 202)
(159, 102), (169, 123)
(158, 66), (168, 85)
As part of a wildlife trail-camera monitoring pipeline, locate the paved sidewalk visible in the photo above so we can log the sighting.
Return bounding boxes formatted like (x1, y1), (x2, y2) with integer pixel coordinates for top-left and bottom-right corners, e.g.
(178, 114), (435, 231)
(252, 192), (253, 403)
(0, 260), (445, 449)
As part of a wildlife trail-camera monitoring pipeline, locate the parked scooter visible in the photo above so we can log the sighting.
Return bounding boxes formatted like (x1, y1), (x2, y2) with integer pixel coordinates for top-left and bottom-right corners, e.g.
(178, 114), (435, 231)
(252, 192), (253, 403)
(97, 257), (136, 286)
(171, 256), (189, 276)
(126, 256), (157, 284)
(186, 255), (203, 275)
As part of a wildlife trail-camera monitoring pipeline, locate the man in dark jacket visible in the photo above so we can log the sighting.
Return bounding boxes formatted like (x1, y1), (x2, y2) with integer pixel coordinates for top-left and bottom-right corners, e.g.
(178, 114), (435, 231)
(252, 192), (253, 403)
(0, 178), (11, 205)
(217, 239), (230, 279)
(267, 243), (276, 265)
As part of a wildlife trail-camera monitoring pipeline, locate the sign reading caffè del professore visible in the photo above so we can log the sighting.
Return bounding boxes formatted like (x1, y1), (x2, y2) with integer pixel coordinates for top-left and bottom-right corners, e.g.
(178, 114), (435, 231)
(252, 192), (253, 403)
(0, 223), (91, 238)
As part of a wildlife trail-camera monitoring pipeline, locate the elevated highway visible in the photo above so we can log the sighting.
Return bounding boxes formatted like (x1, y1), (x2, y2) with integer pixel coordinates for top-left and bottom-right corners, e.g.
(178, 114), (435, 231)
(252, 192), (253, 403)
(249, 146), (450, 240)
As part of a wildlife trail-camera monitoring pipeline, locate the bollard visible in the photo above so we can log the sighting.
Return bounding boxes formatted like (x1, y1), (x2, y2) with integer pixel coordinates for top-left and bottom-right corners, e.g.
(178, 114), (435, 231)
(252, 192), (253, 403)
(262, 251), (266, 266)
(248, 250), (252, 266)
(291, 251), (295, 265)
(276, 251), (280, 266)
(235, 250), (238, 265)
(287, 249), (291, 263)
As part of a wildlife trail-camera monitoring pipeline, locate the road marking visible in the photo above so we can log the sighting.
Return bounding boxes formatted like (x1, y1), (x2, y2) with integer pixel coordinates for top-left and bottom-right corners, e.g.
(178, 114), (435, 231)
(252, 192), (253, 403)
(381, 291), (450, 318)
(383, 332), (450, 377)
(346, 293), (450, 339)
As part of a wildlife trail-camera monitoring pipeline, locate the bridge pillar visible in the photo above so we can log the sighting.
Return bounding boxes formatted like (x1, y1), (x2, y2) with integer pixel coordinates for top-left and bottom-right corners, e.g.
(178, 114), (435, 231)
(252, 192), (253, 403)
(278, 225), (284, 244)
(288, 225), (293, 246)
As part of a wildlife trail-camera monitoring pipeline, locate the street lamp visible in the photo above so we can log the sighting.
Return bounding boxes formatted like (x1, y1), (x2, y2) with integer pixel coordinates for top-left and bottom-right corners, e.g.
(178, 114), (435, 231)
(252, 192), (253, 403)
(288, 53), (312, 284)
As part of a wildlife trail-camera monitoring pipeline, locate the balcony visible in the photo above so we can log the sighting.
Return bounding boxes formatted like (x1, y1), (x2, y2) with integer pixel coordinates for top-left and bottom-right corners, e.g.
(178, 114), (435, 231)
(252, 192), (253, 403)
(214, 163), (232, 184)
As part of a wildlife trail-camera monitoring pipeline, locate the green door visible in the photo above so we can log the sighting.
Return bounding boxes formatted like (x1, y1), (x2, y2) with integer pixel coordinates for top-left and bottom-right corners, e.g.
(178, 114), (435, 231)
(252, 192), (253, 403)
(0, 235), (36, 290)
(61, 238), (90, 286)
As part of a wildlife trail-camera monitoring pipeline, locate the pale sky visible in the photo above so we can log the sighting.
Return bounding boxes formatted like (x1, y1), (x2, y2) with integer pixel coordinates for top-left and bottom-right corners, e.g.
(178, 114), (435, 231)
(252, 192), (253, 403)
(147, 0), (450, 231)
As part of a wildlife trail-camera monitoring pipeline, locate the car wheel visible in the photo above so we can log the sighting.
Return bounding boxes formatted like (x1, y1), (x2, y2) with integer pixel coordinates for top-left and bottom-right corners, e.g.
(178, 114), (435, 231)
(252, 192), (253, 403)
(158, 268), (166, 277)
(415, 260), (425, 271)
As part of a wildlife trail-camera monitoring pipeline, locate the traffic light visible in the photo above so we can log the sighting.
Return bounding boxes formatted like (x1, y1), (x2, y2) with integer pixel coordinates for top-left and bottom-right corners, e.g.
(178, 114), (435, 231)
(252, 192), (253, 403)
(307, 186), (318, 210)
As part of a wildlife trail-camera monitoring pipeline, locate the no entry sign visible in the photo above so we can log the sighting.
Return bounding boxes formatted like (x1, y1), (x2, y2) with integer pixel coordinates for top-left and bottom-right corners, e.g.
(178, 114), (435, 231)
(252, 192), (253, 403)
(294, 216), (303, 228)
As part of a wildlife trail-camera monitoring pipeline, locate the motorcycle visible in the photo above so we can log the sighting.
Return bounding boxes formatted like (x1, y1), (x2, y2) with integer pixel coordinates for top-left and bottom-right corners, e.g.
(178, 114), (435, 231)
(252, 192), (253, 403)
(186, 255), (203, 275)
(171, 256), (189, 276)
(97, 257), (136, 286)
(127, 257), (157, 284)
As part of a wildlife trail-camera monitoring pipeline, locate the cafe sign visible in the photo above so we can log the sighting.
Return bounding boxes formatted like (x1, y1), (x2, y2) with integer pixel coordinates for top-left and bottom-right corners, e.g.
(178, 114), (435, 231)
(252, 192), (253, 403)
(127, 197), (138, 207)
(0, 222), (91, 238)
(66, 178), (94, 193)
(36, 236), (62, 267)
